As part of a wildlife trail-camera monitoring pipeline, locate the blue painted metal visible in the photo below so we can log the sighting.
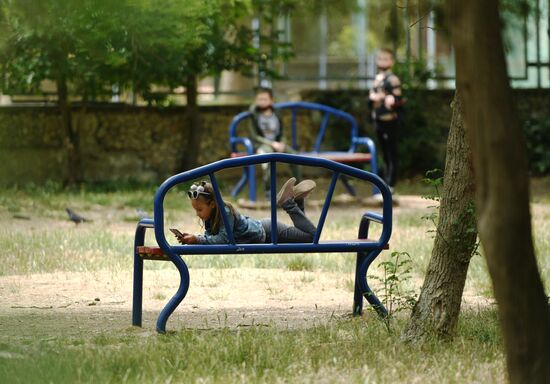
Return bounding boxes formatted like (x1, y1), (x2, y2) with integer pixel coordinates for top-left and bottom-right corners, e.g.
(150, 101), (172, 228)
(313, 172), (339, 244)
(339, 175), (357, 196)
(291, 109), (298, 150)
(352, 136), (380, 195)
(313, 113), (331, 152)
(209, 173), (236, 245)
(353, 214), (388, 317)
(270, 162), (278, 244)
(134, 153), (392, 333)
(132, 218), (154, 327)
(228, 102), (378, 201)
(230, 172), (248, 198)
(248, 162), (257, 202)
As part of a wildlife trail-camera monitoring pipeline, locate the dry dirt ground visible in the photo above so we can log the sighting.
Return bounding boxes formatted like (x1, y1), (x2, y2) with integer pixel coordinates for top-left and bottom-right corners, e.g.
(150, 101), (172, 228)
(0, 195), (491, 340)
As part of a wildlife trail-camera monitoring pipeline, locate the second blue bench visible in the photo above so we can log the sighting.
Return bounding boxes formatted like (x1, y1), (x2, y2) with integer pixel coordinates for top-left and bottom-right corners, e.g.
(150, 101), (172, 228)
(229, 102), (378, 201)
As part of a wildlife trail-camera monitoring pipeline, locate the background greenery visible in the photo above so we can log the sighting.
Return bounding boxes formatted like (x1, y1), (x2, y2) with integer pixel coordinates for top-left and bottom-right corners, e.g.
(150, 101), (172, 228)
(303, 86), (550, 177)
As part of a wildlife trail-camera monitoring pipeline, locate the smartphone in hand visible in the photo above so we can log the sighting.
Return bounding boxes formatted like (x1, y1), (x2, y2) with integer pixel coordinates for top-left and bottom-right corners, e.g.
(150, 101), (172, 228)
(170, 228), (188, 244)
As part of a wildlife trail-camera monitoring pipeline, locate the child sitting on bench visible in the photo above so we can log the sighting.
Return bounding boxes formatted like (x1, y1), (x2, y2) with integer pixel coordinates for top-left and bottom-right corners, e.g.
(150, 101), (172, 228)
(179, 178), (317, 244)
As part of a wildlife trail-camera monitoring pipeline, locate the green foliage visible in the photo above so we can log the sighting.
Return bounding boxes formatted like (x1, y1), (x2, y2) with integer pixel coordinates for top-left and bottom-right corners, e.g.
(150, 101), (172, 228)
(369, 251), (417, 332)
(0, 0), (292, 101)
(392, 59), (448, 176)
(0, 1), (133, 97)
(524, 117), (550, 175)
(421, 168), (480, 257)
(421, 169), (443, 234)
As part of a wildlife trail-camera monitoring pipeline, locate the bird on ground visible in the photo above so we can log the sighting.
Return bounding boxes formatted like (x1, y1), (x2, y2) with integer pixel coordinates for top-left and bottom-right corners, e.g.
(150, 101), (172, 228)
(66, 208), (91, 224)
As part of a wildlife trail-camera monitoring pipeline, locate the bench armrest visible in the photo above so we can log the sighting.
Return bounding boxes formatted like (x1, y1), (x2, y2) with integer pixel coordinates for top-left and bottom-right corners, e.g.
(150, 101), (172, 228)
(364, 211), (383, 224)
(137, 218), (155, 228)
(135, 218), (155, 254)
(352, 136), (376, 154)
(352, 136), (378, 175)
(358, 211), (387, 243)
(230, 137), (254, 155)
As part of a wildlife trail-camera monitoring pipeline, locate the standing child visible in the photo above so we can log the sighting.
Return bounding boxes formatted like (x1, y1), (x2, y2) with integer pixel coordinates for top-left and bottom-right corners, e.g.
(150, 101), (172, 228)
(369, 48), (403, 192)
(179, 178), (317, 245)
(249, 87), (301, 198)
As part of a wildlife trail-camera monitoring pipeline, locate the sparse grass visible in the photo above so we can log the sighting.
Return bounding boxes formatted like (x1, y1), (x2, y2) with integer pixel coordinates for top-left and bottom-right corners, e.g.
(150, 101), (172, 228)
(0, 310), (505, 384)
(286, 256), (314, 271)
(0, 227), (131, 276)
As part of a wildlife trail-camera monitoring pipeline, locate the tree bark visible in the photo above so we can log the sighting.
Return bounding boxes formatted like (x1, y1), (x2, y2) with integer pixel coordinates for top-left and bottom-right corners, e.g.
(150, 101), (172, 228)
(180, 75), (203, 171)
(57, 77), (82, 185)
(447, 1), (550, 382)
(402, 91), (477, 341)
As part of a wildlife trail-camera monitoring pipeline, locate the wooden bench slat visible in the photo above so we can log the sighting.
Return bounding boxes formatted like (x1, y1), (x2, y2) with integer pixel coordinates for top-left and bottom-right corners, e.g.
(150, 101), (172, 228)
(137, 240), (389, 259)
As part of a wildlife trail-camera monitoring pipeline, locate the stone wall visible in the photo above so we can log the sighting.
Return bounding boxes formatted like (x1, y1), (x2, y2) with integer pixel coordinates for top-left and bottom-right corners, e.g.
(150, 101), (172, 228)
(1, 89), (549, 185)
(0, 105), (245, 185)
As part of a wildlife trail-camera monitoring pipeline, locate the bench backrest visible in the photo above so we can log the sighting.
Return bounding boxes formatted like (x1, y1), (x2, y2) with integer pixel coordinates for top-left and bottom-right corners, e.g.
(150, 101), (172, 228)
(229, 102), (359, 153)
(151, 153), (392, 260)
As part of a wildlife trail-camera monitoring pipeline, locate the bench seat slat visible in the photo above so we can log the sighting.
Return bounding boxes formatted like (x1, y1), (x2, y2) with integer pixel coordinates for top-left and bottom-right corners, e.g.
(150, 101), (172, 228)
(137, 240), (389, 260)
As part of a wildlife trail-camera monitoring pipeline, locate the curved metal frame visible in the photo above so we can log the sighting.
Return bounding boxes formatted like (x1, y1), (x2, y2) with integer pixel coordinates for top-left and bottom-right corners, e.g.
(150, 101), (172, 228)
(133, 153), (392, 333)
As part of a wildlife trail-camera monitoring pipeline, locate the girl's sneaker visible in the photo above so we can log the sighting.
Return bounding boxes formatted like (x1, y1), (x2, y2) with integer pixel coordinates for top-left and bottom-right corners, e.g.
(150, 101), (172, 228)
(293, 180), (316, 200)
(276, 177), (296, 206)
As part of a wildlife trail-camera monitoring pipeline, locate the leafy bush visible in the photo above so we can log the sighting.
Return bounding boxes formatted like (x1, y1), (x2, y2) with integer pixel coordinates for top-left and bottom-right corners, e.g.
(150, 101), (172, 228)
(524, 117), (550, 175)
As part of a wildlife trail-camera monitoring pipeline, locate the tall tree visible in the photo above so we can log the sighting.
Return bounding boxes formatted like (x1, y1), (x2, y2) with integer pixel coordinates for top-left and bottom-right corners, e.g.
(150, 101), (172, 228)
(176, 0), (293, 170)
(1, 0), (293, 175)
(0, 0), (100, 183)
(402, 91), (477, 341)
(446, 0), (550, 382)
(0, 0), (199, 182)
(104, 0), (214, 170)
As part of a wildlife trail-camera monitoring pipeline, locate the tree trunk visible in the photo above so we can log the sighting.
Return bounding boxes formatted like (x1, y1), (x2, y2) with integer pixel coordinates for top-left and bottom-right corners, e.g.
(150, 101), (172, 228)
(447, 1), (550, 382)
(180, 75), (203, 171)
(57, 78), (82, 185)
(402, 91), (477, 341)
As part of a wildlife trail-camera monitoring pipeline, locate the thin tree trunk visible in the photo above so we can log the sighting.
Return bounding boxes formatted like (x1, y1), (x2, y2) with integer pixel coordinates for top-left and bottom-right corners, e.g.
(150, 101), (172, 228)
(402, 91), (477, 341)
(180, 75), (202, 171)
(57, 78), (82, 185)
(447, 1), (550, 382)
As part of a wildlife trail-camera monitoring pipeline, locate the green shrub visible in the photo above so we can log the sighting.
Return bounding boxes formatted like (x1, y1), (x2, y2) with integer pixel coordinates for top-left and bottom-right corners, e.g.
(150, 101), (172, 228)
(524, 117), (550, 175)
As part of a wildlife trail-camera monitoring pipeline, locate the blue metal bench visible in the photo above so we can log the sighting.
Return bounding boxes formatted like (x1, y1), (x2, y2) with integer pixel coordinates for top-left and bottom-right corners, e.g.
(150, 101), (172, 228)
(229, 101), (378, 201)
(133, 153), (392, 333)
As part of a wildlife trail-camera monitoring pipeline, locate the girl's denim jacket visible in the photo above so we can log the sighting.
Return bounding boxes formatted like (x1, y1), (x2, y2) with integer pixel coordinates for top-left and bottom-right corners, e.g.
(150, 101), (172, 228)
(197, 206), (265, 244)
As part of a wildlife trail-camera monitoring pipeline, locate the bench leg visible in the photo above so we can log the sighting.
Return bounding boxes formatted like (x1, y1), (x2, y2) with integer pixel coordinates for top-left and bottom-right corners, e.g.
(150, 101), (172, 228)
(132, 255), (144, 326)
(156, 254), (190, 334)
(354, 214), (387, 317)
(132, 225), (148, 327)
(231, 168), (248, 198)
(353, 252), (366, 315)
(340, 174), (357, 196)
(357, 249), (388, 318)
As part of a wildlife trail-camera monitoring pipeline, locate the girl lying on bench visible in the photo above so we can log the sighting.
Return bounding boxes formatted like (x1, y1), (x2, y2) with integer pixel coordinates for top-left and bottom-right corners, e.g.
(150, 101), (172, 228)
(177, 178), (317, 244)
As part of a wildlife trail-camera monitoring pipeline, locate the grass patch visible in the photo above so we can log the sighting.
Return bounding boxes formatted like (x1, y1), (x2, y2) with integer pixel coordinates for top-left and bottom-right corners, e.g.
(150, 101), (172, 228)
(0, 310), (504, 384)
(1, 179), (549, 382)
(286, 256), (314, 271)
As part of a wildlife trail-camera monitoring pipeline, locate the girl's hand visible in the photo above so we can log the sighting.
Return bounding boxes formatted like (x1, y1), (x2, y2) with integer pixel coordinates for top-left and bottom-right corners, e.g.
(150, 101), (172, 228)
(183, 234), (198, 244)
